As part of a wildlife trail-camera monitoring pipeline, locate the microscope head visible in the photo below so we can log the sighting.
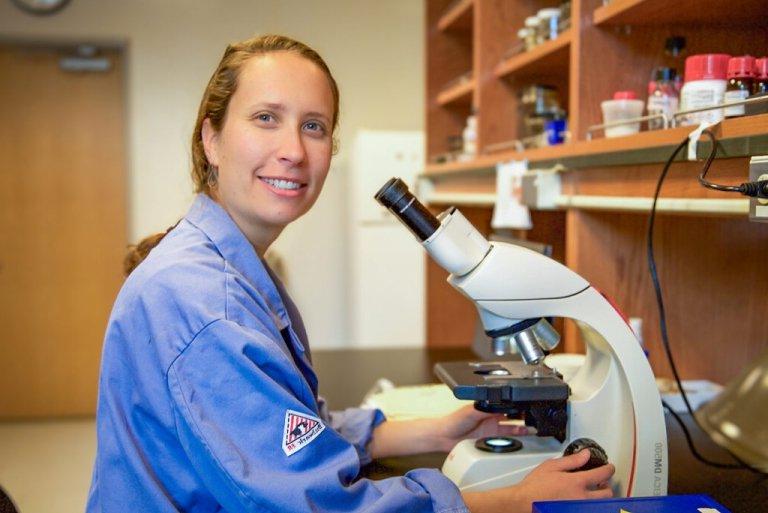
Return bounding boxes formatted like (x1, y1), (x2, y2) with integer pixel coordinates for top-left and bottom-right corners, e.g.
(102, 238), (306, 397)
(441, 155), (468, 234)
(376, 178), (560, 363)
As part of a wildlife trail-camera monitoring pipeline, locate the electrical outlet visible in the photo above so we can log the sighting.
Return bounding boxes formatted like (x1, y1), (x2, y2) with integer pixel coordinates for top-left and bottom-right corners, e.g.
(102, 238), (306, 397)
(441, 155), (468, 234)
(749, 155), (768, 223)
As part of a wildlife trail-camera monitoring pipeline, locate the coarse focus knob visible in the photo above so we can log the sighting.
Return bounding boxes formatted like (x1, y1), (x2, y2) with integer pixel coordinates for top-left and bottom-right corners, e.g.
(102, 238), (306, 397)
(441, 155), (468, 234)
(563, 438), (609, 471)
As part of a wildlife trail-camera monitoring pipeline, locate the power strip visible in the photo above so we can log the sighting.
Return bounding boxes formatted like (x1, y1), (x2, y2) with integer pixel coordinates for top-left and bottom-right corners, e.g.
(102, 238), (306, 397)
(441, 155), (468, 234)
(749, 155), (768, 222)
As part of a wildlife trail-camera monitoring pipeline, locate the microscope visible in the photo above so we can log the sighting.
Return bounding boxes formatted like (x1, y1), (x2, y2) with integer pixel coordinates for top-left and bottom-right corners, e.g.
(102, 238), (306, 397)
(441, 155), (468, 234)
(375, 178), (667, 497)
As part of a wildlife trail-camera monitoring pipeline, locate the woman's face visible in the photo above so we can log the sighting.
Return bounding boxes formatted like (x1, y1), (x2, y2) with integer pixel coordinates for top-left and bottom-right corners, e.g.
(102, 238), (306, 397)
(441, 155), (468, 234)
(203, 52), (335, 248)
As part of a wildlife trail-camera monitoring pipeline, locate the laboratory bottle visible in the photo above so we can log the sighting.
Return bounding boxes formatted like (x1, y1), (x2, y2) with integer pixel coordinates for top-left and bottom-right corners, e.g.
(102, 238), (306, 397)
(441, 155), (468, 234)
(679, 53), (730, 125)
(664, 36), (686, 91)
(724, 56), (755, 118)
(646, 67), (679, 130)
(753, 57), (768, 96)
(462, 112), (477, 159)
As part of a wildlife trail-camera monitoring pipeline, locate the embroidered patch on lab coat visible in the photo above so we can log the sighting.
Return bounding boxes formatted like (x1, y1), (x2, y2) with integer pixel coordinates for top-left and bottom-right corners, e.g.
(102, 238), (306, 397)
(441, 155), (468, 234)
(282, 409), (325, 456)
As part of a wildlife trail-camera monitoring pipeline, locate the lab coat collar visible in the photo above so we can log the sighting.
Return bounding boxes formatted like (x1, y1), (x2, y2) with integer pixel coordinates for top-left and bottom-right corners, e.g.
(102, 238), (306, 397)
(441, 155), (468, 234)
(185, 194), (290, 330)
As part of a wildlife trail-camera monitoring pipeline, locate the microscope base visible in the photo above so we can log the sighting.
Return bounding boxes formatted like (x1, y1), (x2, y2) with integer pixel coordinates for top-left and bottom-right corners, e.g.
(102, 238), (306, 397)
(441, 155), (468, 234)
(442, 437), (562, 492)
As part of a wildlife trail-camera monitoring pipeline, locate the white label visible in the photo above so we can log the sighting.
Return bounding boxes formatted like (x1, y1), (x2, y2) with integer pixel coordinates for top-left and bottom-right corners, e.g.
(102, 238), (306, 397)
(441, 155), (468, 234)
(681, 87), (725, 124)
(724, 89), (749, 117)
(282, 410), (325, 456)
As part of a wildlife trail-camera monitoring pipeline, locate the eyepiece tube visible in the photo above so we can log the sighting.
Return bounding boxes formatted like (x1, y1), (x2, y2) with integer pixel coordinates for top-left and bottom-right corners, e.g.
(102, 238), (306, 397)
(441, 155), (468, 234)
(375, 178), (441, 241)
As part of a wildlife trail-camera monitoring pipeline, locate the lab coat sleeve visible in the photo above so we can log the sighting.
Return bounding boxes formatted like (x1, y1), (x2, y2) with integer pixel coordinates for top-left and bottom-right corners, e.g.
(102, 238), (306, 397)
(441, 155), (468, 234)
(317, 396), (386, 465)
(167, 319), (468, 513)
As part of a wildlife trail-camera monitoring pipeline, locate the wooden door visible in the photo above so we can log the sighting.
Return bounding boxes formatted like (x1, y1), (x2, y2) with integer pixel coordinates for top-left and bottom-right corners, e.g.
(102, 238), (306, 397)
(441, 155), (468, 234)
(0, 45), (127, 418)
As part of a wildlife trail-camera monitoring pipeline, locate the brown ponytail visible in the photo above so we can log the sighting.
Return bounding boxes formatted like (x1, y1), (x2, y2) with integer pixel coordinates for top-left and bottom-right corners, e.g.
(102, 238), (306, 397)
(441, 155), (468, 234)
(123, 34), (340, 276)
(123, 222), (179, 276)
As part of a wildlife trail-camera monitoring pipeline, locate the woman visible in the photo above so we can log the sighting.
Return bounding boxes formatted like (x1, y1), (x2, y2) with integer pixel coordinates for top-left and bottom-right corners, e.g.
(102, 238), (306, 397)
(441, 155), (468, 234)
(87, 34), (614, 512)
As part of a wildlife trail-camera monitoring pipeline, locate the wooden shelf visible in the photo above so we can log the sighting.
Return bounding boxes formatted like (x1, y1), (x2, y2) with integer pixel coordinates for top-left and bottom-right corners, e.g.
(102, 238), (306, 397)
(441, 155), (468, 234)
(594, 0), (768, 27)
(424, 113), (768, 175)
(437, 0), (474, 32)
(436, 77), (475, 107)
(494, 30), (572, 81)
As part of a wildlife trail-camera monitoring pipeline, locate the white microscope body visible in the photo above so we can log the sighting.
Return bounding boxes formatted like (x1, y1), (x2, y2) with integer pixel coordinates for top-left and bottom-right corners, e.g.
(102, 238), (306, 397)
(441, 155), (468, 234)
(375, 178), (668, 497)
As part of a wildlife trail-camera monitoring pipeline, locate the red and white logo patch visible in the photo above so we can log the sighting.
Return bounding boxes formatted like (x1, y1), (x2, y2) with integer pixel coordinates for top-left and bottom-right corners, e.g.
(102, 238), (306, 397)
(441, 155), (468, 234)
(282, 409), (325, 456)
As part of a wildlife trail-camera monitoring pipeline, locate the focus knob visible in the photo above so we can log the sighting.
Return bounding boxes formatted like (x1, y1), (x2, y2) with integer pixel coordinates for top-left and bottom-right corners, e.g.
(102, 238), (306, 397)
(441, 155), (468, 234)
(563, 438), (609, 471)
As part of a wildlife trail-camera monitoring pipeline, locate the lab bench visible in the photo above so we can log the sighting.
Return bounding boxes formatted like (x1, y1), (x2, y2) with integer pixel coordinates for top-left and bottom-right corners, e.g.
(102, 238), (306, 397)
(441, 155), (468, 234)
(313, 347), (768, 513)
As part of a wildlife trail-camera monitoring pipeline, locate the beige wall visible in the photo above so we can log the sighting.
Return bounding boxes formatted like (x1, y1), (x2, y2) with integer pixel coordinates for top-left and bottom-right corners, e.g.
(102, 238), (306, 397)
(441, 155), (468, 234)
(0, 0), (424, 348)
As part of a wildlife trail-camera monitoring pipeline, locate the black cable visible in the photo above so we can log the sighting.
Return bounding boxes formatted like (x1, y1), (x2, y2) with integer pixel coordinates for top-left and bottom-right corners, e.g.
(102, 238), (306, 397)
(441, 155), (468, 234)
(697, 129), (768, 198)
(661, 399), (766, 475)
(646, 131), (765, 473)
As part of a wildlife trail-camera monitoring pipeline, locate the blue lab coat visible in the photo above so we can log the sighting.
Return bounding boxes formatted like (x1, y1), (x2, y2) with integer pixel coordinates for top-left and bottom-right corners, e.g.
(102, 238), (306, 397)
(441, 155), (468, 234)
(86, 194), (468, 512)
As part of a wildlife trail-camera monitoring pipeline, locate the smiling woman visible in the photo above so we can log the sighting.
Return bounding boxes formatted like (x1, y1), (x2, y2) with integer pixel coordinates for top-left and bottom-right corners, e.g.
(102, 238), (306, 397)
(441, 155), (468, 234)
(200, 52), (335, 254)
(89, 33), (612, 513)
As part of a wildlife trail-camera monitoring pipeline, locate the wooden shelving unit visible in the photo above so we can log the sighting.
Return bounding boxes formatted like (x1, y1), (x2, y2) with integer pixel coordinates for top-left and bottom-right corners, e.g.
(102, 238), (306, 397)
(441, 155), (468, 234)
(494, 29), (572, 81)
(423, 0), (768, 384)
(437, 0), (473, 32)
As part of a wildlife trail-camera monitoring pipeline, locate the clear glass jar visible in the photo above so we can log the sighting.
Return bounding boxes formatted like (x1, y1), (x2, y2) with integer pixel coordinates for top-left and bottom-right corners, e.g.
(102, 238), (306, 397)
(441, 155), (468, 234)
(536, 8), (561, 42)
(524, 16), (541, 47)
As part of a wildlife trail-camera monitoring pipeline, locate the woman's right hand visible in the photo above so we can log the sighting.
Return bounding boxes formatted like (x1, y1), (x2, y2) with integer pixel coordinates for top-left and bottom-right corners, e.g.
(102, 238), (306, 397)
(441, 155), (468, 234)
(461, 449), (615, 513)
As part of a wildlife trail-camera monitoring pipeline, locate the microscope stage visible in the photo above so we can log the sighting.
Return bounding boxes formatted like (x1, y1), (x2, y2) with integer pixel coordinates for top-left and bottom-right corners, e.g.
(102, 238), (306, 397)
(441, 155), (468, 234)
(434, 360), (569, 403)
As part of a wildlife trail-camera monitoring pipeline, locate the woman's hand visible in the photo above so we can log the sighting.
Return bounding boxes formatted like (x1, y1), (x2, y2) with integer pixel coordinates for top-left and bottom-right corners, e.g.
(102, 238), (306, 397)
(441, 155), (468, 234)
(431, 405), (528, 453)
(369, 405), (527, 459)
(462, 449), (615, 513)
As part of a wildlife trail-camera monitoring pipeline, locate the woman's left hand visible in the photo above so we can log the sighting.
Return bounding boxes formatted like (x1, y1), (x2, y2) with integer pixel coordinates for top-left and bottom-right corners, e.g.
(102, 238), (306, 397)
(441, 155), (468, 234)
(370, 404), (528, 458)
(431, 405), (529, 453)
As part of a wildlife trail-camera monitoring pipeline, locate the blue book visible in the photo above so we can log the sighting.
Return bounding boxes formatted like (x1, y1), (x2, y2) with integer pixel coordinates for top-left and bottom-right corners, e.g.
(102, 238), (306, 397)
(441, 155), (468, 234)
(533, 494), (731, 512)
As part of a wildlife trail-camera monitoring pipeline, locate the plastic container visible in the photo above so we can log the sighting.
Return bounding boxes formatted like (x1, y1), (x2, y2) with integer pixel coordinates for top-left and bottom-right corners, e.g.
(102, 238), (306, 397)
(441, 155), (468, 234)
(600, 91), (644, 138)
(679, 53), (730, 125)
(724, 56), (755, 117)
(646, 67), (679, 130)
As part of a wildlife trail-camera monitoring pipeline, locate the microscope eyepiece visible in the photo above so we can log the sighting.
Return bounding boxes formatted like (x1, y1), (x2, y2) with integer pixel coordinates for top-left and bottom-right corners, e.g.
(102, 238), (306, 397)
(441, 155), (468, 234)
(375, 178), (441, 241)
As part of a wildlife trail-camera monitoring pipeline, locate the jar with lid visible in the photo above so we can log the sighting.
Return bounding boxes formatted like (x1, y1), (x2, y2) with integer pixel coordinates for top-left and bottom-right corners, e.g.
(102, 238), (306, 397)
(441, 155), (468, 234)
(724, 56), (755, 118)
(536, 8), (561, 43)
(679, 53), (730, 125)
(519, 85), (562, 145)
(646, 67), (679, 130)
(524, 16), (540, 49)
(601, 91), (644, 138)
(518, 27), (537, 53)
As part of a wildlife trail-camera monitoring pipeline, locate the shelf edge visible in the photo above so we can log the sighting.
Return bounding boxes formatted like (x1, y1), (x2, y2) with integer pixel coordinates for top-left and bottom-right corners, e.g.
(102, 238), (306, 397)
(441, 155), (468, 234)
(437, 0), (474, 32)
(494, 30), (572, 79)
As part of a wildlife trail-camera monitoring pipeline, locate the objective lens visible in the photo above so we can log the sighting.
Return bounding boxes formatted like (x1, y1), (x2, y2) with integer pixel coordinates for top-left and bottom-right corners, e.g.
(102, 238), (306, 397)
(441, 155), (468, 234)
(375, 178), (440, 241)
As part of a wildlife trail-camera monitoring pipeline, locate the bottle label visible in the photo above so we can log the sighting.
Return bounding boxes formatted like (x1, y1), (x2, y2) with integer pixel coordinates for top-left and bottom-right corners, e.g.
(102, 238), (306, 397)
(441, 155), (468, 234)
(724, 89), (749, 117)
(681, 88), (725, 124)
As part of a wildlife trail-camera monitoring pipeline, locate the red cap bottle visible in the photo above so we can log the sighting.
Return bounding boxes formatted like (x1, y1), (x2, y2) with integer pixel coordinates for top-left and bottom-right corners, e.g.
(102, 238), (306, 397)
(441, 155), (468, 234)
(727, 56), (755, 79)
(613, 91), (638, 100)
(684, 54), (731, 82)
(754, 57), (768, 96)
